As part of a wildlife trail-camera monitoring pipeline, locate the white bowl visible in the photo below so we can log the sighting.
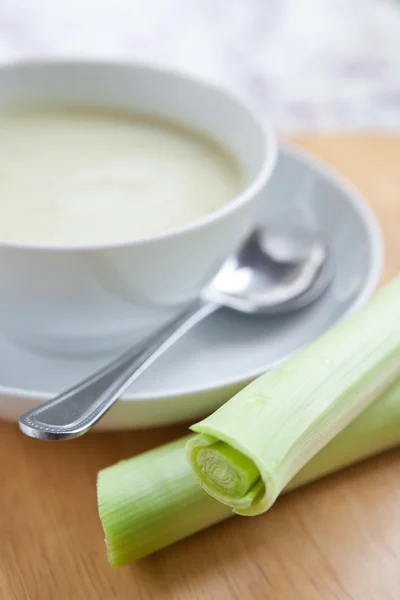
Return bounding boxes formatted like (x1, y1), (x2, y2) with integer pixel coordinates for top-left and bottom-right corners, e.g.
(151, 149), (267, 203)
(0, 60), (277, 356)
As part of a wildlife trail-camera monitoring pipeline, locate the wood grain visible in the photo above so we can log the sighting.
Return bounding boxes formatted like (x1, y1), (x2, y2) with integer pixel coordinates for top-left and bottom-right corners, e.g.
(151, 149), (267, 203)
(1, 135), (400, 600)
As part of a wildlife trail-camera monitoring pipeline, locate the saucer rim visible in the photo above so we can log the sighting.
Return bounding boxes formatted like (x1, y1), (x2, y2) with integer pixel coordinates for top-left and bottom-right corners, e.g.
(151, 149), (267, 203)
(0, 141), (384, 404)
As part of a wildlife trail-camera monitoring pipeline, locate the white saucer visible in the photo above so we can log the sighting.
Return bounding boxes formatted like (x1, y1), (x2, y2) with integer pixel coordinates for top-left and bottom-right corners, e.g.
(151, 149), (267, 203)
(0, 143), (383, 429)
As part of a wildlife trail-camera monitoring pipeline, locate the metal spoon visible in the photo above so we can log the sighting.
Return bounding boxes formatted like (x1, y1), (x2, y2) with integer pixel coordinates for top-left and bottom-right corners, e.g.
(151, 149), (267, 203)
(19, 227), (333, 441)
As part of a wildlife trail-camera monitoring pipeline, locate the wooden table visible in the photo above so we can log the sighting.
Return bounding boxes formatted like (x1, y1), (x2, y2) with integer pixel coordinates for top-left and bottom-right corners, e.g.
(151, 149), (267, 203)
(1, 135), (400, 600)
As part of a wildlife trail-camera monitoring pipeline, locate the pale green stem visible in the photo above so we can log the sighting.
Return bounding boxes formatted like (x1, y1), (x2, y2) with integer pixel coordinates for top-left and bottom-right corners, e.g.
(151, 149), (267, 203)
(186, 277), (400, 515)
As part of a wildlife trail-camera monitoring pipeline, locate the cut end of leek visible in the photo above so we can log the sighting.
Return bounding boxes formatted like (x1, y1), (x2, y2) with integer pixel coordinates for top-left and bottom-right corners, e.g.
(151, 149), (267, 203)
(187, 435), (265, 512)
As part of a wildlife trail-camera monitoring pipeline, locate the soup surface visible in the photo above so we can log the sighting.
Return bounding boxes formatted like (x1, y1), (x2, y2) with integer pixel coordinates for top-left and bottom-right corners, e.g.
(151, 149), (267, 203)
(0, 107), (243, 245)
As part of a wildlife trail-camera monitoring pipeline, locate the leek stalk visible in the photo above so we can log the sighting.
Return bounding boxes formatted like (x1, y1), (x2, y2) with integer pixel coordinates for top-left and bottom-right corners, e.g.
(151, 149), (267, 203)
(98, 378), (400, 566)
(186, 277), (400, 515)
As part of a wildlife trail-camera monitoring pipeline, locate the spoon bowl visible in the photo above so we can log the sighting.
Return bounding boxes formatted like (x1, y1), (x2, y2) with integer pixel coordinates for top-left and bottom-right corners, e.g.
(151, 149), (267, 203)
(206, 228), (332, 314)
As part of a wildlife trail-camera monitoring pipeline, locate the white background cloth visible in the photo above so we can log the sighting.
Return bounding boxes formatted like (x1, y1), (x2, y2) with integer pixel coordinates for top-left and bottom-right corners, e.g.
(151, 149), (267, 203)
(0, 0), (399, 131)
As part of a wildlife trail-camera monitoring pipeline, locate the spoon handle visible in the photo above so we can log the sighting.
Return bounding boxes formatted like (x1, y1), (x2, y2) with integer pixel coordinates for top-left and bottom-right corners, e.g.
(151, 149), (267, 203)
(19, 300), (218, 441)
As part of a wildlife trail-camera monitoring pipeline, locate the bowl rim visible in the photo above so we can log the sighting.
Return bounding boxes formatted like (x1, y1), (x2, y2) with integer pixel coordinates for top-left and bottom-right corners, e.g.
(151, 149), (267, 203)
(0, 58), (277, 251)
(0, 141), (384, 403)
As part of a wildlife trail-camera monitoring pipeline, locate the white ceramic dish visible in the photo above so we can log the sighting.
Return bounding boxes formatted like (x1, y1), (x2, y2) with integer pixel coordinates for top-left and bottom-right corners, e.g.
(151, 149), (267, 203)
(0, 60), (276, 357)
(0, 144), (383, 429)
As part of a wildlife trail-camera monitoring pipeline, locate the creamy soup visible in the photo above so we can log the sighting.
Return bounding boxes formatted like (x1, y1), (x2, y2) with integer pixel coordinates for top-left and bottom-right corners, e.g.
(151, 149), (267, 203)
(0, 107), (243, 245)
